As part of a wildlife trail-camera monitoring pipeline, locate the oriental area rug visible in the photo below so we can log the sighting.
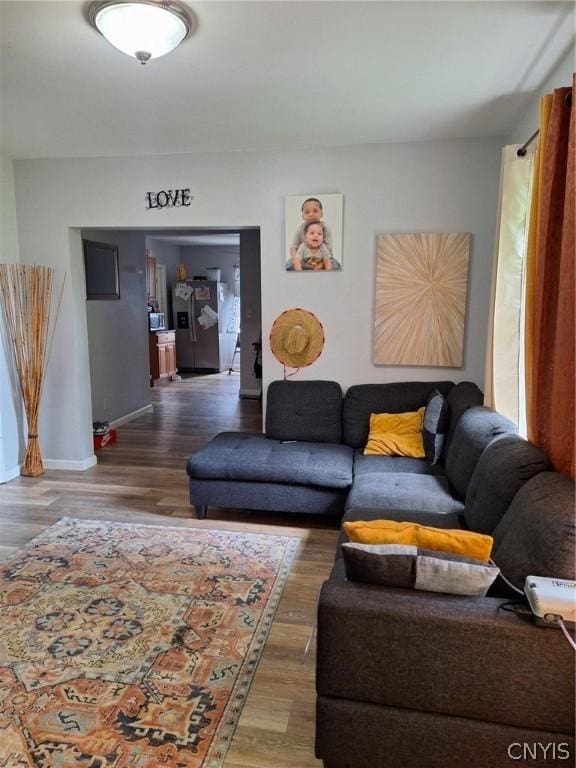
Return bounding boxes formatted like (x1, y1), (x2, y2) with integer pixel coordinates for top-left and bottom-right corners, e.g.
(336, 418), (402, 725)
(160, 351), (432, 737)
(0, 518), (299, 768)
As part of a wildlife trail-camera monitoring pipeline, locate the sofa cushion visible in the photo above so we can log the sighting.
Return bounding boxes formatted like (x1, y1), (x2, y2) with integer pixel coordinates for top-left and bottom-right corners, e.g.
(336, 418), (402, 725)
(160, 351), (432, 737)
(265, 380), (342, 443)
(464, 434), (551, 534)
(345, 473), (464, 518)
(187, 432), (353, 488)
(353, 451), (445, 477)
(444, 407), (516, 500)
(342, 382), (453, 449)
(341, 543), (499, 596)
(492, 472), (575, 589)
(422, 389), (450, 464)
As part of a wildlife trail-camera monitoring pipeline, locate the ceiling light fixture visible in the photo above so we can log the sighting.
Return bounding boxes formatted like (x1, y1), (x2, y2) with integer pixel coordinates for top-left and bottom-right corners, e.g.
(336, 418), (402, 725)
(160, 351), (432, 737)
(88, 1), (192, 65)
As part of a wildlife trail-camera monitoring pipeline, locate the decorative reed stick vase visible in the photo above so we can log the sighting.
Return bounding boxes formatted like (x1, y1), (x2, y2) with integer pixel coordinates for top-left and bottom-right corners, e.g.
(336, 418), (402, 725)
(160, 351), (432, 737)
(0, 264), (64, 477)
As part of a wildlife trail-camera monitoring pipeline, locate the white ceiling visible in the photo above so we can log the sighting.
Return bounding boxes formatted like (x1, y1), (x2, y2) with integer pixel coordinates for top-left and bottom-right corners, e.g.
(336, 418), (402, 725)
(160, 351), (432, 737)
(0, 1), (574, 160)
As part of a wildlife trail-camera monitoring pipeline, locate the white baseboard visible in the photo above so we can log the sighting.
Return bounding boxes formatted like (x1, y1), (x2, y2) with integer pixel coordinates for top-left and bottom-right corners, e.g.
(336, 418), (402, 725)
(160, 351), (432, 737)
(43, 455), (98, 471)
(109, 404), (153, 429)
(0, 464), (21, 483)
(239, 388), (262, 399)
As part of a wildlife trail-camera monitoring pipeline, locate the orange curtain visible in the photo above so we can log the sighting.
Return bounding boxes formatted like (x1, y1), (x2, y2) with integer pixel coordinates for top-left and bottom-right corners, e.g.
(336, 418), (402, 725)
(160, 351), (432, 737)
(525, 76), (575, 478)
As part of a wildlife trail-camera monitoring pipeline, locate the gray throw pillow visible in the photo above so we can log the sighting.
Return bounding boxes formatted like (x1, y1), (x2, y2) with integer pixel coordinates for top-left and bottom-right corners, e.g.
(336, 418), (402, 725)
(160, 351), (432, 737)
(422, 389), (450, 464)
(341, 542), (499, 597)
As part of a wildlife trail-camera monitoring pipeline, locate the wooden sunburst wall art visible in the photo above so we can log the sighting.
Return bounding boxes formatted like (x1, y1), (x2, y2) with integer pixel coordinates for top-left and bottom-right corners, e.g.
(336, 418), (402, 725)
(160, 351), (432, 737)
(373, 232), (471, 367)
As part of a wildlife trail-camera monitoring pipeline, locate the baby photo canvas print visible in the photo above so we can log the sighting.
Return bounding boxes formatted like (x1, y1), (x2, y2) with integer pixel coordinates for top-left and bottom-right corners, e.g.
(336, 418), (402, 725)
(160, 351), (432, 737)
(284, 193), (343, 271)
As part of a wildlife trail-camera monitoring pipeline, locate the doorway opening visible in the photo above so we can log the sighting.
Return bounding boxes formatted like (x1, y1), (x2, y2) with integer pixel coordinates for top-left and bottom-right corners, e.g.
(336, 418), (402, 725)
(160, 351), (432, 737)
(80, 226), (262, 451)
(147, 232), (241, 383)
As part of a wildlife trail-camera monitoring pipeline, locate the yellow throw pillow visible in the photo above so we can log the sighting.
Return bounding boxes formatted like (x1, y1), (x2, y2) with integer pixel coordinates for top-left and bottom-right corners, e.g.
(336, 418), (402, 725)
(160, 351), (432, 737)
(364, 408), (425, 458)
(344, 520), (493, 563)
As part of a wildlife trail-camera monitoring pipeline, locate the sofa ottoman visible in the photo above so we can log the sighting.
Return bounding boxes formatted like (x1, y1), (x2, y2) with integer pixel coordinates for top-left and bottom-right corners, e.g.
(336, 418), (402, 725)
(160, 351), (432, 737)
(345, 474), (464, 520)
(187, 431), (353, 518)
(187, 380), (354, 518)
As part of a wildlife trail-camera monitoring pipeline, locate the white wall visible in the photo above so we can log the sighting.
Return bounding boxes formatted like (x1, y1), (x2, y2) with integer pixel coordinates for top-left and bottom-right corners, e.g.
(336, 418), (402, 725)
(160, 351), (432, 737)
(260, 141), (501, 389)
(507, 48), (574, 144)
(0, 156), (23, 481)
(13, 137), (502, 464)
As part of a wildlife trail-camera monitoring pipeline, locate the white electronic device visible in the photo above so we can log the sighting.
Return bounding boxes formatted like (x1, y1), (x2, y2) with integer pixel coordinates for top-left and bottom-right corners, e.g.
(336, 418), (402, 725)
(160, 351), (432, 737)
(524, 576), (576, 627)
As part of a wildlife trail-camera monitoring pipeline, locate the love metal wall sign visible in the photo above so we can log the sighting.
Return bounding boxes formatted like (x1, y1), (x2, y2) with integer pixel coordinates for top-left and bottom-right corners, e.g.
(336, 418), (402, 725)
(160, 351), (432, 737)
(145, 188), (194, 210)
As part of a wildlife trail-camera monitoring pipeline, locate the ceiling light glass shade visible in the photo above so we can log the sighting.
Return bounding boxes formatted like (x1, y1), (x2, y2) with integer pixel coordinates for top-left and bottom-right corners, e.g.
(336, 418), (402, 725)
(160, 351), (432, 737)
(89, 1), (190, 63)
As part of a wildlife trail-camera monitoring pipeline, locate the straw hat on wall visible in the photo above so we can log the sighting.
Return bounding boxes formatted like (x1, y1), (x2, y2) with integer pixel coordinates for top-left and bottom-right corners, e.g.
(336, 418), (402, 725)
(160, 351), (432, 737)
(269, 308), (324, 369)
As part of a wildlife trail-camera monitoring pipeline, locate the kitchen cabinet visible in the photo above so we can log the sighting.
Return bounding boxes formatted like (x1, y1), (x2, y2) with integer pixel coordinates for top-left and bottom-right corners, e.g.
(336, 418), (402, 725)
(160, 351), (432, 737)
(149, 331), (176, 380)
(146, 252), (157, 300)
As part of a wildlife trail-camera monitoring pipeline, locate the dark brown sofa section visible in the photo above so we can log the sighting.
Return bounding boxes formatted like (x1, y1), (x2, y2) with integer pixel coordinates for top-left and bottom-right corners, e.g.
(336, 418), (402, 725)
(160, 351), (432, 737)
(316, 398), (575, 767)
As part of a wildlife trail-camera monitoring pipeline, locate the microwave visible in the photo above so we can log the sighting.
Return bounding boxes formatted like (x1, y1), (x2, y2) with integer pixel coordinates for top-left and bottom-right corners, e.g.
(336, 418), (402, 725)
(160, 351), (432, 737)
(148, 312), (166, 332)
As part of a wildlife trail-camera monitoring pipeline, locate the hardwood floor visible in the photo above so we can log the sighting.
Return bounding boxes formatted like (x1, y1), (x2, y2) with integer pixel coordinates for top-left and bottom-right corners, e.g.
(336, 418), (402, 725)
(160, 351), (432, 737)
(0, 371), (340, 768)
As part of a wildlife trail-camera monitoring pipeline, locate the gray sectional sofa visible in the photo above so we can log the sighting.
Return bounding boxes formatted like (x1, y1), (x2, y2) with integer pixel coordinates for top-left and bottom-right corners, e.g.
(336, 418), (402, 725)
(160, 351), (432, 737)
(186, 379), (486, 519)
(187, 380), (575, 767)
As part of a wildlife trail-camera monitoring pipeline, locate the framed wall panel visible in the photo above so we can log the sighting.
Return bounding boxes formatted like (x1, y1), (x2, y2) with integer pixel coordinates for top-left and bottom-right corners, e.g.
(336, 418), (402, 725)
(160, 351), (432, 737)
(373, 232), (470, 367)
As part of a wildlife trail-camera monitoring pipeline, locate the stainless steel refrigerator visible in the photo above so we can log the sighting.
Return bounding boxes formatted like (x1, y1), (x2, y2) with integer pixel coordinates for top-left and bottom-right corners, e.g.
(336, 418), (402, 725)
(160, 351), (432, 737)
(173, 280), (227, 371)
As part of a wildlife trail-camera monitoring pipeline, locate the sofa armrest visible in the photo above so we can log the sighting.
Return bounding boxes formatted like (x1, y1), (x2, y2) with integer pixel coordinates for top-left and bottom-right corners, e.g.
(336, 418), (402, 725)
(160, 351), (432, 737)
(317, 578), (575, 735)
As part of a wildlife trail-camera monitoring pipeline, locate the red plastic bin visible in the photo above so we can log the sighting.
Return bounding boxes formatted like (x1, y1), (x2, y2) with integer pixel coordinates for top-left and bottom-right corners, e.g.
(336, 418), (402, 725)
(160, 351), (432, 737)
(93, 429), (117, 450)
